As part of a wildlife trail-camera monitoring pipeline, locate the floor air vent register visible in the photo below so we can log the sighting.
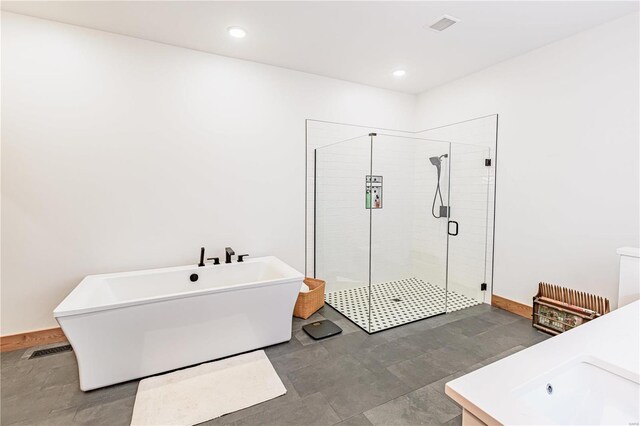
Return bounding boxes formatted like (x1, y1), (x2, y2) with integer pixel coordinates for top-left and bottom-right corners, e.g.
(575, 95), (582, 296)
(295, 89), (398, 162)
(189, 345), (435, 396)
(29, 344), (73, 359)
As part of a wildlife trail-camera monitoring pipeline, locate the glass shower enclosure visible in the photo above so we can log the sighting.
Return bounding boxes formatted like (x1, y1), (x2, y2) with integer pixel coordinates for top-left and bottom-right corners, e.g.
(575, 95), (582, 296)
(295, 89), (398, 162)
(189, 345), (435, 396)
(313, 126), (495, 333)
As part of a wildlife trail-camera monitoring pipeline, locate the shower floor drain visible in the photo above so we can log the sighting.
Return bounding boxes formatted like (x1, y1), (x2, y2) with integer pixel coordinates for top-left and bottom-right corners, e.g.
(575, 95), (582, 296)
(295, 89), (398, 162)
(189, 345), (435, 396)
(29, 344), (72, 359)
(391, 297), (402, 302)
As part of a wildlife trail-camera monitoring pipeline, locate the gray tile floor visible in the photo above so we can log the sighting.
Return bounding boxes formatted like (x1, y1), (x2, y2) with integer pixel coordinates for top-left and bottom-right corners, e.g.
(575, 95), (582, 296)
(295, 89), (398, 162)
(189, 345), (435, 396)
(1, 304), (548, 425)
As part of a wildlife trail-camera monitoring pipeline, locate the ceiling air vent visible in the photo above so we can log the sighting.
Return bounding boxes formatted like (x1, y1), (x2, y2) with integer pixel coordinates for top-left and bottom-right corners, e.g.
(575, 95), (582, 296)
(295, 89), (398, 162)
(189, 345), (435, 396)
(428, 15), (460, 32)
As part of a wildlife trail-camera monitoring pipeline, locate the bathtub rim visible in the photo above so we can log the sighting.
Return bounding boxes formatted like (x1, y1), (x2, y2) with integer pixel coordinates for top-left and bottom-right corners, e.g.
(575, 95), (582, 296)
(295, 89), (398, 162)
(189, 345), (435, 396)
(53, 256), (303, 319)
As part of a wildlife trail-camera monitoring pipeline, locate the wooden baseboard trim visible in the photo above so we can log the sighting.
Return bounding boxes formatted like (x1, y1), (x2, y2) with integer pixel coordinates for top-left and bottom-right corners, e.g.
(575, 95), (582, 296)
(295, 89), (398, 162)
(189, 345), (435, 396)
(492, 294), (533, 319)
(0, 298), (530, 352)
(1, 327), (67, 353)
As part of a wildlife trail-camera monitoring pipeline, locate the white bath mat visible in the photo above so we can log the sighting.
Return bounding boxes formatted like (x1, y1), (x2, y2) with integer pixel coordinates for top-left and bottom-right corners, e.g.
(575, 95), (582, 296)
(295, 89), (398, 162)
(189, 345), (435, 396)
(130, 350), (286, 426)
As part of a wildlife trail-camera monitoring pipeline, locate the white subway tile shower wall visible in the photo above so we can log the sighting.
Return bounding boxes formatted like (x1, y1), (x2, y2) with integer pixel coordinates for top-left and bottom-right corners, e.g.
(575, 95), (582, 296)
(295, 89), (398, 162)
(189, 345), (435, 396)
(306, 120), (409, 279)
(314, 132), (457, 299)
(370, 137), (431, 286)
(315, 136), (371, 292)
(408, 141), (451, 298)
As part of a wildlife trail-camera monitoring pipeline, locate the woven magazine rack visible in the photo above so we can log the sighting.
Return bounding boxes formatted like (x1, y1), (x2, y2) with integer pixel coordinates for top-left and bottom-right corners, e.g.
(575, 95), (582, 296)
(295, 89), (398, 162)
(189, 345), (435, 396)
(532, 282), (610, 335)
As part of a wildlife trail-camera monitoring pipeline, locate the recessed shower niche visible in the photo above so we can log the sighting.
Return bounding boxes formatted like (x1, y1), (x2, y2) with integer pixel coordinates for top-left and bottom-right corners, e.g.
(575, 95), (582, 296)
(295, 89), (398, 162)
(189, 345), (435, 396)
(306, 116), (498, 333)
(365, 175), (383, 209)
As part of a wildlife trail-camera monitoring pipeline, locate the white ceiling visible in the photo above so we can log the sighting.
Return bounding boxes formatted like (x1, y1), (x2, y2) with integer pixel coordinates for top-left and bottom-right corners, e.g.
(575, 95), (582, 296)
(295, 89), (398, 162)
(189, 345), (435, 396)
(2, 1), (638, 94)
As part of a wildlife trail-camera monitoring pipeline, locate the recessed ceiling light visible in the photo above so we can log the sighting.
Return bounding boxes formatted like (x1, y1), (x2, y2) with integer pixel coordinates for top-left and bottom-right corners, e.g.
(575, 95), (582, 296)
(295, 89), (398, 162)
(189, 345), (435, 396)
(227, 26), (247, 38)
(392, 70), (406, 78)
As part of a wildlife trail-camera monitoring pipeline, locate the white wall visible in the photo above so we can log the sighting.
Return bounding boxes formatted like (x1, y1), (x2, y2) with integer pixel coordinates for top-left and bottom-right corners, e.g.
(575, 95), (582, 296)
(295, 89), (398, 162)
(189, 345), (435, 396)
(415, 13), (640, 308)
(3, 10), (638, 335)
(0, 12), (416, 335)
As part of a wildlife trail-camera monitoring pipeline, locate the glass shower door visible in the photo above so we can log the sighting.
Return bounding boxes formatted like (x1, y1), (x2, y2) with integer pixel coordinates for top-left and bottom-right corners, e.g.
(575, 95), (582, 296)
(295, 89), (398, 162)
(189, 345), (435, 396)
(446, 143), (492, 307)
(368, 134), (452, 332)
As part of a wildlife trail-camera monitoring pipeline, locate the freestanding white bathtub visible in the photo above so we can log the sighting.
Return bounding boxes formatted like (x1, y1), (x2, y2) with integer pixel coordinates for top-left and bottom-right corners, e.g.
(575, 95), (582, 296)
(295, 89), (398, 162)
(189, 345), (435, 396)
(54, 256), (303, 391)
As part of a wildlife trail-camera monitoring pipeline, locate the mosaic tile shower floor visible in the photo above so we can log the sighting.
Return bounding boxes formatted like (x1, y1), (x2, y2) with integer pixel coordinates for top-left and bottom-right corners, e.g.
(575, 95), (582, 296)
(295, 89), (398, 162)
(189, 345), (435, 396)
(325, 277), (481, 332)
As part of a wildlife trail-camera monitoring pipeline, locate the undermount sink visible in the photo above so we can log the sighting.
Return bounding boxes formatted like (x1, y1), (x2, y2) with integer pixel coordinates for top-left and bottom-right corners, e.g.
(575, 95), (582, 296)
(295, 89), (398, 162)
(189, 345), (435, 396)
(515, 356), (640, 425)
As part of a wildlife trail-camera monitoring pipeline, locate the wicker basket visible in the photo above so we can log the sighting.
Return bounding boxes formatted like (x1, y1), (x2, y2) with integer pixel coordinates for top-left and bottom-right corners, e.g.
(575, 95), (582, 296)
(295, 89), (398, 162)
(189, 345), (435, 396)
(293, 278), (325, 319)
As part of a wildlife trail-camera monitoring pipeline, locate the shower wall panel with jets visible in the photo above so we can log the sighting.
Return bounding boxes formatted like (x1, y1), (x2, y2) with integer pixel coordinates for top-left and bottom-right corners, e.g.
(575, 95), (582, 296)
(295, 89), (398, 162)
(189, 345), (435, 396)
(310, 117), (497, 333)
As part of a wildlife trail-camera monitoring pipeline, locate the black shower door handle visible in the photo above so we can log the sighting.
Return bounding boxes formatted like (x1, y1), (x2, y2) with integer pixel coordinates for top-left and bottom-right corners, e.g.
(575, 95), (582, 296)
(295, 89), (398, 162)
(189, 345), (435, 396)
(448, 220), (459, 236)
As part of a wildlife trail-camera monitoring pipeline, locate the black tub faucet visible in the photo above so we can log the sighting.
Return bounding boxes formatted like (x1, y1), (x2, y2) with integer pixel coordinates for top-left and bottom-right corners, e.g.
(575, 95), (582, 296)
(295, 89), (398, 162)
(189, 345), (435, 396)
(225, 247), (235, 264)
(198, 247), (206, 267)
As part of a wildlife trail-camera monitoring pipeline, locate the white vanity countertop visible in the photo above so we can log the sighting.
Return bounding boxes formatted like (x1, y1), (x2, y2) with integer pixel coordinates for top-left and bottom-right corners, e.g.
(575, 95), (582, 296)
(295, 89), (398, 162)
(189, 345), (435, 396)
(445, 300), (640, 425)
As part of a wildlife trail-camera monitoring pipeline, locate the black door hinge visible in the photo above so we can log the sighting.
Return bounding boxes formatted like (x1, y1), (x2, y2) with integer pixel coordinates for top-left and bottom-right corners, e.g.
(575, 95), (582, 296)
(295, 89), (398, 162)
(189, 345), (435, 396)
(485, 159), (492, 166)
(480, 283), (487, 291)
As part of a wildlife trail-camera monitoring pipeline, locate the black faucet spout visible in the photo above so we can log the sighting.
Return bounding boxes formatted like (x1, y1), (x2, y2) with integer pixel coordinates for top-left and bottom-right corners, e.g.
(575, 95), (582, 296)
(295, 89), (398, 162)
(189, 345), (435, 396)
(198, 247), (205, 267)
(225, 247), (235, 264)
